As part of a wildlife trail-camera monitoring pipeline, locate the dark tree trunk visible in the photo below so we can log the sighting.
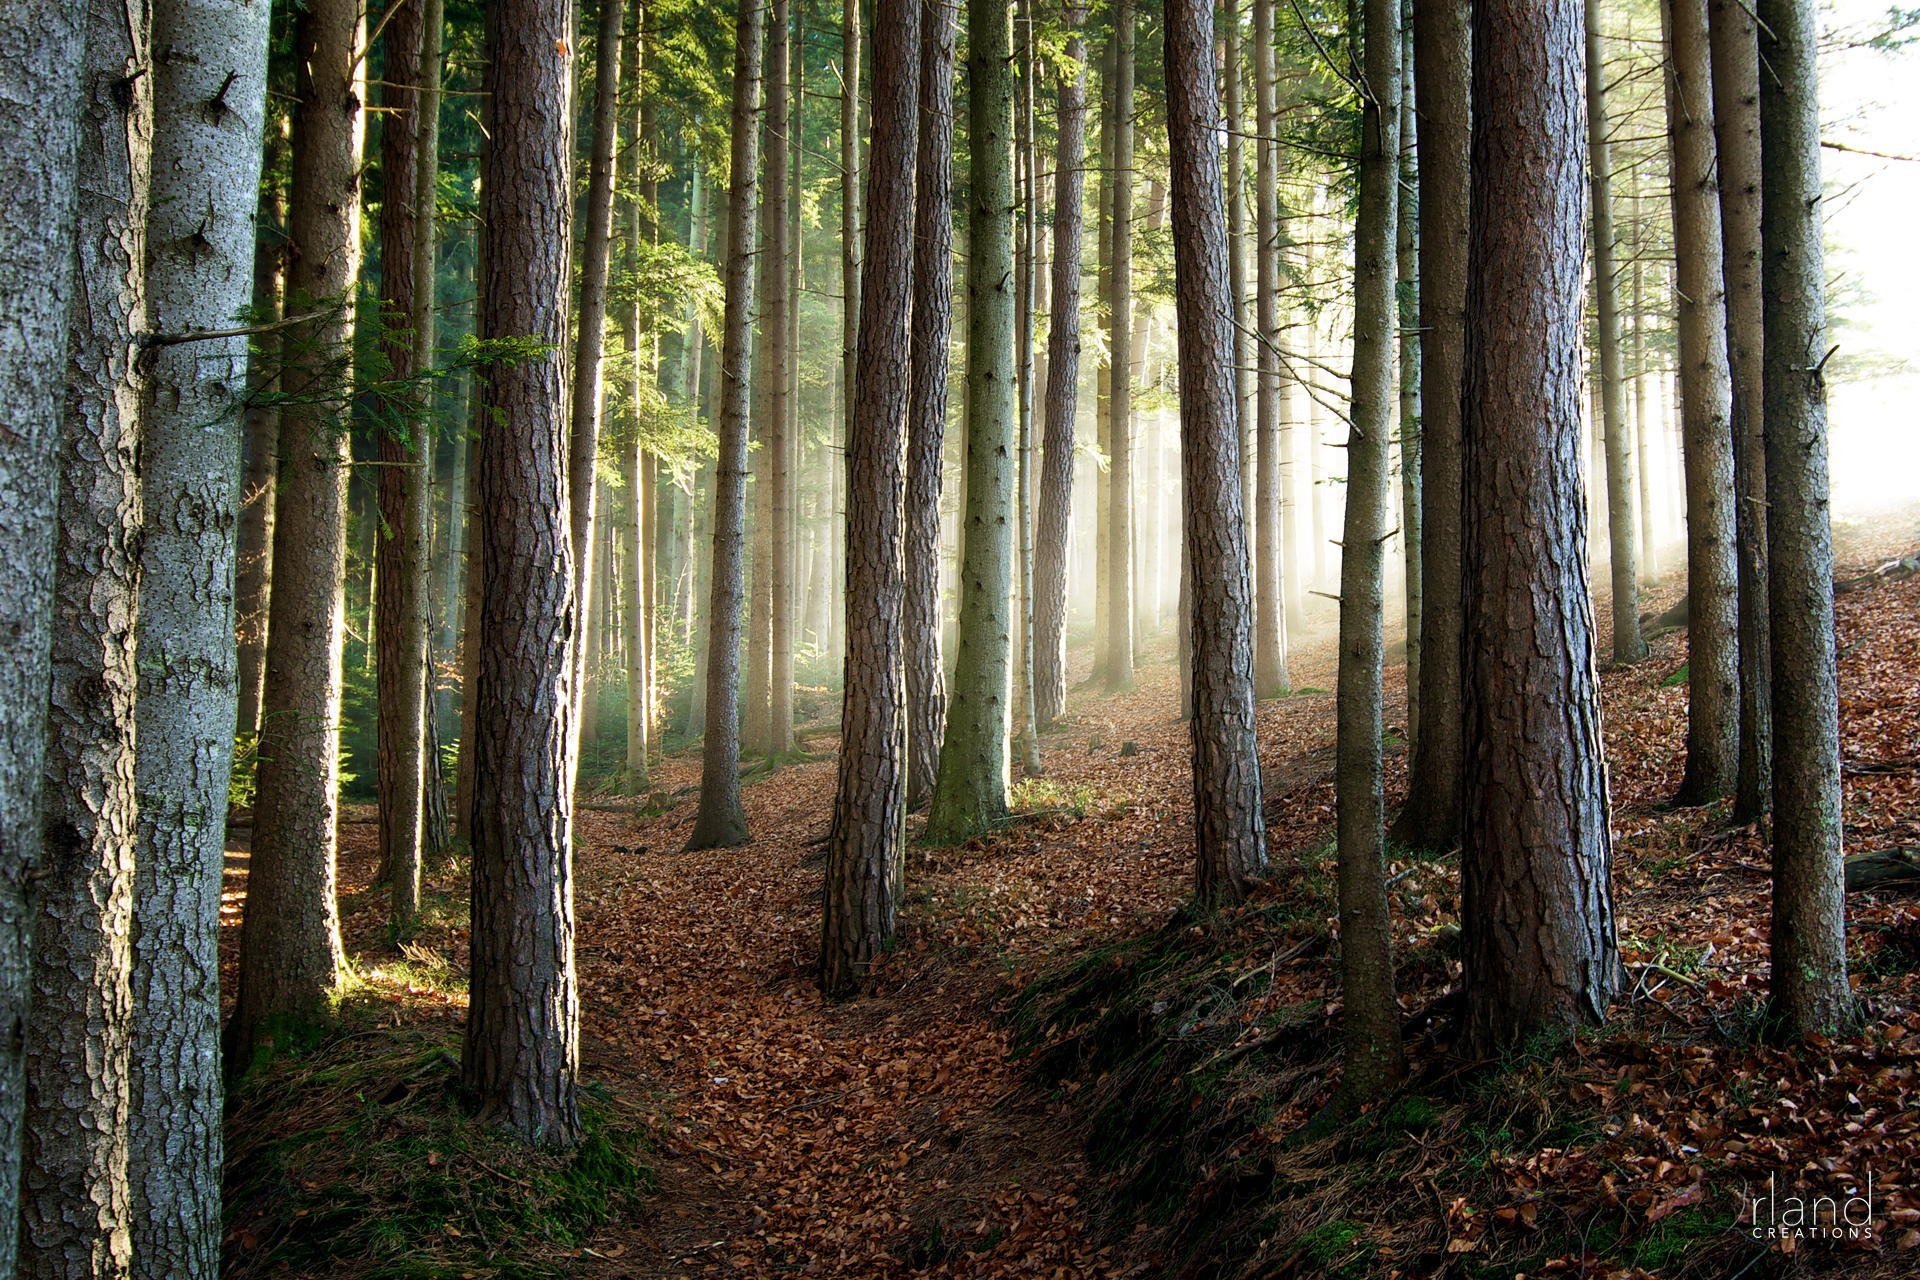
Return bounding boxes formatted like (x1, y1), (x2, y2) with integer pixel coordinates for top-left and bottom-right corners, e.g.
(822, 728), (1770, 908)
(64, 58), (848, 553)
(687, 0), (767, 850)
(838, 0), (862, 674)
(621, 13), (650, 794)
(822, 0), (920, 997)
(237, 105), (288, 740)
(1104, 0), (1137, 692)
(766, 0), (795, 756)
(905, 0), (957, 810)
(1164, 0), (1266, 904)
(1460, 0), (1619, 1054)
(1252, 0), (1290, 697)
(462, 0), (582, 1147)
(1757, 0), (1850, 1039)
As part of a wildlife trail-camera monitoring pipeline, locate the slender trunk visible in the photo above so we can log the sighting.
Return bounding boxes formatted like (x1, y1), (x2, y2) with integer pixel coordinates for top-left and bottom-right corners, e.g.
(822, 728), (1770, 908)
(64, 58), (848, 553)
(768, 0), (797, 756)
(230, 0), (363, 1063)
(905, 0), (958, 810)
(454, 214), (488, 838)
(838, 0), (861, 675)
(1630, 224), (1660, 580)
(1225, 22), (1254, 560)
(688, 0), (766, 850)
(1104, 0), (1137, 691)
(1252, 0), (1289, 696)
(237, 104), (288, 740)
(926, 0), (1016, 845)
(1396, 18), (1423, 744)
(1091, 36), (1115, 688)
(1757, 0), (1850, 1039)
(622, 13), (650, 794)
(1015, 0), (1043, 774)
(1461, 0), (1619, 1052)
(1164, 0), (1266, 904)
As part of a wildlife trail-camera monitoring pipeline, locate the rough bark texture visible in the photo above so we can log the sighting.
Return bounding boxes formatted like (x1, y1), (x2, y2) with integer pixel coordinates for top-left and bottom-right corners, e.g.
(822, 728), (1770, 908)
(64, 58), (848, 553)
(1397, 19), (1423, 742)
(0, 12), (86, 1269)
(1225, 25), (1254, 558)
(765, 0), (795, 756)
(1709, 0), (1771, 823)
(1164, 0), (1267, 904)
(237, 104), (288, 739)
(1757, 0), (1850, 1039)
(1014, 0), (1042, 777)
(838, 0), (861, 674)
(1460, 0), (1619, 1054)
(822, 0), (919, 997)
(622, 17), (650, 794)
(904, 0), (956, 810)
(1334, 0), (1405, 1103)
(1391, 0), (1467, 853)
(1662, 0), (1740, 805)
(1032, 3), (1088, 729)
(463, 0), (582, 1147)
(688, 0), (765, 850)
(230, 0), (361, 1065)
(925, 0), (1015, 845)
(1251, 0), (1289, 697)
(375, 0), (429, 929)
(1104, 0), (1137, 692)
(1584, 0), (1646, 665)
(22, 5), (146, 1271)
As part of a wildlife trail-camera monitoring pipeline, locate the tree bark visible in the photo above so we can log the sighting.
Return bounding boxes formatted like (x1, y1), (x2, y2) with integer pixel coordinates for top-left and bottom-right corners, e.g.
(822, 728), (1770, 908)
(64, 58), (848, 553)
(1033, 3), (1089, 729)
(622, 10), (650, 795)
(1015, 0), (1043, 776)
(1252, 0), (1290, 697)
(688, 0), (766, 850)
(838, 0), (862, 675)
(1662, 0), (1740, 805)
(230, 0), (362, 1064)
(822, 0), (919, 997)
(22, 4), (146, 1271)
(1757, 0), (1850, 1039)
(925, 0), (1016, 845)
(1225, 22), (1254, 559)
(1104, 0), (1137, 692)
(1390, 0), (1467, 853)
(1396, 18), (1423, 741)
(905, 0), (957, 810)
(463, 0), (582, 1147)
(1461, 0), (1619, 1055)
(766, 0), (796, 757)
(237, 96), (288, 741)
(1164, 0), (1266, 904)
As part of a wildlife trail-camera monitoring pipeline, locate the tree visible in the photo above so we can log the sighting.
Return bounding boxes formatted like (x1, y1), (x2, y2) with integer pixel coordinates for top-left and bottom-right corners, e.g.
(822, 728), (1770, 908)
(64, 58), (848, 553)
(463, 0), (582, 1146)
(230, 0), (362, 1064)
(1104, 0), (1137, 693)
(0, 14), (87, 1269)
(22, 3), (146, 1271)
(822, 0), (921, 997)
(1584, 0), (1646, 664)
(1757, 0), (1849, 1039)
(1662, 0), (1739, 806)
(1251, 0), (1290, 698)
(1460, 0), (1619, 1053)
(925, 0), (1016, 845)
(1390, 0), (1467, 853)
(621, 11), (651, 795)
(1333, 0), (1405, 1103)
(764, 0), (796, 757)
(839, 0), (862, 675)
(1164, 0), (1266, 904)
(1032, 2), (1089, 729)
(687, 0), (766, 851)
(1396, 23), (1423, 738)
(905, 0), (958, 810)
(237, 98), (289, 742)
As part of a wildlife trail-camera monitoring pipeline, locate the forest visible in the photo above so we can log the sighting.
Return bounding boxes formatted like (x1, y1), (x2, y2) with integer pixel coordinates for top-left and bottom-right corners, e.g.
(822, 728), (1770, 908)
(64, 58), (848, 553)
(3, 0), (1919, 1275)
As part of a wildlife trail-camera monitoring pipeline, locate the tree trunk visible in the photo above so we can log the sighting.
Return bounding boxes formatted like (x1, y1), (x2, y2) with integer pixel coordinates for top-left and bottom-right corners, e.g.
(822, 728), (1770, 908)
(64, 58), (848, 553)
(237, 97), (288, 741)
(1629, 221), (1660, 582)
(1252, 0), (1289, 697)
(688, 0), (766, 850)
(454, 212), (489, 838)
(1709, 0), (1771, 823)
(1390, 0), (1467, 853)
(837, 0), (861, 675)
(767, 0), (796, 757)
(375, 0), (430, 931)
(1662, 0), (1740, 805)
(0, 11), (85, 1269)
(1225, 24), (1254, 559)
(926, 0), (1016, 845)
(22, 5), (146, 1271)
(463, 0), (582, 1147)
(1460, 0), (1619, 1054)
(1335, 0), (1405, 1103)
(905, 0), (957, 810)
(822, 0), (919, 997)
(1104, 0), (1137, 692)
(1585, 0), (1647, 665)
(622, 12), (650, 795)
(1015, 0), (1043, 776)
(1091, 36), (1115, 689)
(230, 0), (362, 1063)
(1396, 19), (1423, 742)
(1033, 3), (1089, 729)
(1757, 0), (1850, 1039)
(1164, 0), (1266, 904)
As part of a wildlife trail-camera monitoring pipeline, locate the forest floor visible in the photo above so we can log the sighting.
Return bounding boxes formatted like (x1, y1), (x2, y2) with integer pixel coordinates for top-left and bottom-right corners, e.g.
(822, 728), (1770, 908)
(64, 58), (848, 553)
(223, 512), (1920, 1280)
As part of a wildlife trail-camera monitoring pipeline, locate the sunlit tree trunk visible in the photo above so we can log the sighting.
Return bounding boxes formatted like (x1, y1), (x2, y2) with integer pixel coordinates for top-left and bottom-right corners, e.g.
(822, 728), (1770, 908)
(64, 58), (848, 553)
(621, 10), (650, 794)
(1224, 20), (1254, 558)
(1104, 0), (1137, 691)
(1251, 0), (1289, 697)
(769, 0), (797, 757)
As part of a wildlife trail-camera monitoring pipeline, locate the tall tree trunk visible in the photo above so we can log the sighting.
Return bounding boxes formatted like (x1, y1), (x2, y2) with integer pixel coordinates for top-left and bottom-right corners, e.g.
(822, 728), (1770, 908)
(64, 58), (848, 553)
(230, 0), (363, 1063)
(1033, 3), (1088, 730)
(822, 0), (920, 997)
(926, 0), (1016, 845)
(1396, 18), (1423, 742)
(1164, 0), (1266, 904)
(1015, 0), (1043, 775)
(0, 12), (85, 1268)
(1252, 0), (1289, 697)
(688, 0), (766, 850)
(454, 213), (489, 838)
(838, 0), (862, 675)
(1629, 219), (1660, 581)
(1757, 0), (1849, 1039)
(1662, 0), (1739, 805)
(375, 0), (430, 930)
(767, 0), (796, 757)
(1709, 0), (1771, 823)
(1585, 0), (1646, 665)
(1460, 0), (1619, 1053)
(622, 10), (650, 795)
(905, 0), (957, 810)
(22, 5), (146, 1271)
(414, 0), (447, 862)
(237, 100), (289, 740)
(1225, 21), (1254, 558)
(1104, 0), (1137, 692)
(1389, 0), (1467, 853)
(1091, 36), (1115, 688)
(463, 0), (582, 1147)
(1335, 0), (1405, 1104)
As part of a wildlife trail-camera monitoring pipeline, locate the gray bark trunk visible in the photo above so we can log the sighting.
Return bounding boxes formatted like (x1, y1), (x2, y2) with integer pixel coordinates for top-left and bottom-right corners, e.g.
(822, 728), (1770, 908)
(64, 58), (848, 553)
(1104, 0), (1137, 692)
(1252, 0), (1290, 697)
(236, 99), (288, 740)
